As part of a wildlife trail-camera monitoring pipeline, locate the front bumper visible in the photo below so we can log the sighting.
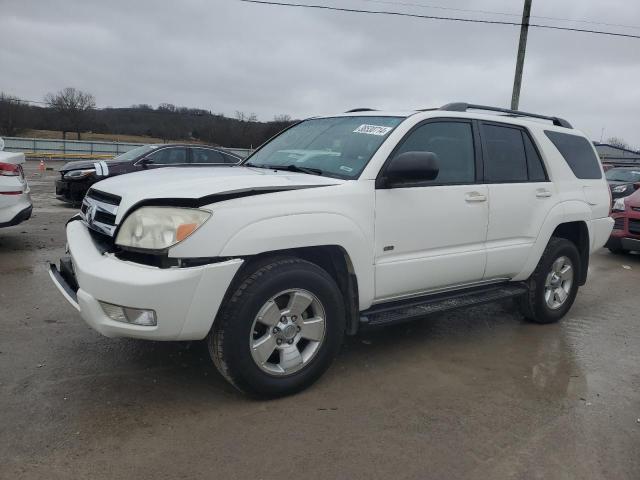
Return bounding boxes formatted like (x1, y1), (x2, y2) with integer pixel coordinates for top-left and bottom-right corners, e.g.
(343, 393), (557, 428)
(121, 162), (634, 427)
(606, 211), (640, 252)
(49, 220), (244, 340)
(55, 178), (92, 204)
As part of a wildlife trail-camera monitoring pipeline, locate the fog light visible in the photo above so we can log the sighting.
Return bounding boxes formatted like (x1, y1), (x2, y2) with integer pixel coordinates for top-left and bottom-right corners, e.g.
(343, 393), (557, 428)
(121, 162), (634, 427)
(99, 301), (157, 326)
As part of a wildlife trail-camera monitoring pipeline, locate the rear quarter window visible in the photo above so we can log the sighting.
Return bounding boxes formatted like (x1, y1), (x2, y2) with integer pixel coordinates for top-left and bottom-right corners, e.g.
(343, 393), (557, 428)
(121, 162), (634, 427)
(544, 131), (602, 179)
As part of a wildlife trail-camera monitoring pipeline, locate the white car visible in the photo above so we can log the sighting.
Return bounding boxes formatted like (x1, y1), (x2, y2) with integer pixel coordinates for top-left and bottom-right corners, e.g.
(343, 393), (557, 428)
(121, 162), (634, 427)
(0, 151), (32, 227)
(50, 103), (613, 397)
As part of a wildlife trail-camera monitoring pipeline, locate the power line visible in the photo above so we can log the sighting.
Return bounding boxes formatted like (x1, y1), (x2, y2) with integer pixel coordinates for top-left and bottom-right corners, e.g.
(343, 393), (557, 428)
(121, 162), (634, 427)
(356, 0), (640, 31)
(237, 0), (640, 39)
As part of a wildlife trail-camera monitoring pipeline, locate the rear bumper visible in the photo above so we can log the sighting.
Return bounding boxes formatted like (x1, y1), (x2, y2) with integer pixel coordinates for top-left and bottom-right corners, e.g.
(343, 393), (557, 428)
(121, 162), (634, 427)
(49, 220), (244, 340)
(589, 216), (614, 253)
(0, 191), (32, 227)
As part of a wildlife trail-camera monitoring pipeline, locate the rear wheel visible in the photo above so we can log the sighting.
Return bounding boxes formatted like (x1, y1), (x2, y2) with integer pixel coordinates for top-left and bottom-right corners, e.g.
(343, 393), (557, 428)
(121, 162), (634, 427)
(518, 237), (580, 324)
(208, 258), (345, 397)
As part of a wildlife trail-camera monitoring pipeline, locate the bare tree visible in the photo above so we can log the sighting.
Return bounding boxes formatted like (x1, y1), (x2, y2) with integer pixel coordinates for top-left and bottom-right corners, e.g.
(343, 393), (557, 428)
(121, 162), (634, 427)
(273, 114), (291, 123)
(606, 136), (629, 150)
(44, 87), (96, 140)
(0, 93), (28, 136)
(235, 111), (257, 123)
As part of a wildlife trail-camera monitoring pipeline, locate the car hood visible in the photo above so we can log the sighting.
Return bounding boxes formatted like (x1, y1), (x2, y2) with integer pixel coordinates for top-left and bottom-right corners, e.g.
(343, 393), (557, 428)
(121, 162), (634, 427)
(90, 166), (345, 219)
(60, 158), (131, 172)
(626, 189), (640, 207)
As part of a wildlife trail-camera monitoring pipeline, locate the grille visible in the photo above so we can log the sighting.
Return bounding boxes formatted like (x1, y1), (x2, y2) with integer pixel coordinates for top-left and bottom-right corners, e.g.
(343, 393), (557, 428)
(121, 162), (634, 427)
(81, 189), (121, 237)
(87, 189), (121, 205)
(613, 217), (625, 230)
(629, 219), (640, 235)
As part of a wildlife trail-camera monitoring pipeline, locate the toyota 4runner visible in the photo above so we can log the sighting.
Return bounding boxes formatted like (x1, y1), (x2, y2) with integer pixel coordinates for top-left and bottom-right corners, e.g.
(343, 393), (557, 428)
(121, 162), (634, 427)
(50, 103), (613, 397)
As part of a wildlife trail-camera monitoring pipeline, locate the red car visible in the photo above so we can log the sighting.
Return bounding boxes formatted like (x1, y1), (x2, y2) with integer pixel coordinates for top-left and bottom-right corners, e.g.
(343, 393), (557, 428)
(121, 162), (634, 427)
(606, 188), (640, 253)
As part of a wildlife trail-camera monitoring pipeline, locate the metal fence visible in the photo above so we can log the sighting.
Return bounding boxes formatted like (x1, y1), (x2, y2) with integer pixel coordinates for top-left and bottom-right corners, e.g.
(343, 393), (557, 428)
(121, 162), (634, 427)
(1, 136), (252, 159)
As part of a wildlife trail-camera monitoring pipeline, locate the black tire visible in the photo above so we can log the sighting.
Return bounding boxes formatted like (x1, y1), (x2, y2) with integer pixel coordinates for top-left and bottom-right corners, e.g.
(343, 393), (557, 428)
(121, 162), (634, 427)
(518, 237), (581, 324)
(608, 247), (627, 255)
(208, 257), (345, 398)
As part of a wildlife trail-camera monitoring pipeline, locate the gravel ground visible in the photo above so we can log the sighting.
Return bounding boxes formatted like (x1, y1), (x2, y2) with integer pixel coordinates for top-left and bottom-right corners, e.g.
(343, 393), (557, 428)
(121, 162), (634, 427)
(1, 161), (639, 479)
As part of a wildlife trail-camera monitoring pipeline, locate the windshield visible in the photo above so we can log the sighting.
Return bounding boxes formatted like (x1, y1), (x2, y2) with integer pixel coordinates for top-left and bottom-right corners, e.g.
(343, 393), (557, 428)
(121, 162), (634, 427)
(245, 116), (404, 179)
(112, 144), (160, 162)
(606, 168), (640, 182)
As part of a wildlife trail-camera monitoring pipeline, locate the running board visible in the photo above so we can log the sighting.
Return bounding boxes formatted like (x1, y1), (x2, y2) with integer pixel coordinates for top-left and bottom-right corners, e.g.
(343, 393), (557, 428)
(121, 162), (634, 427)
(360, 283), (528, 328)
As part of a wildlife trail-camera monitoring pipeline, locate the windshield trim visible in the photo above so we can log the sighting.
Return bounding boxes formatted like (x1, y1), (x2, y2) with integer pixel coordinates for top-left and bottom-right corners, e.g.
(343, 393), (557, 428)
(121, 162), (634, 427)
(242, 115), (406, 180)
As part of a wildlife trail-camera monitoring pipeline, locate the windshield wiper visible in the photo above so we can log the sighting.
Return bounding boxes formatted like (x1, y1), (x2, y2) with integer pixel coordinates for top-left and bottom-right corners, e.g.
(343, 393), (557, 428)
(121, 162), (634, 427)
(244, 162), (269, 169)
(258, 164), (324, 176)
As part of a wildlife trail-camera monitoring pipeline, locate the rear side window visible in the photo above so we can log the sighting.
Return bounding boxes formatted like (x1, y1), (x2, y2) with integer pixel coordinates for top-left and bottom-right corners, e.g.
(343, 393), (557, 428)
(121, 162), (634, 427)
(545, 131), (602, 179)
(482, 124), (528, 182)
(192, 148), (226, 164)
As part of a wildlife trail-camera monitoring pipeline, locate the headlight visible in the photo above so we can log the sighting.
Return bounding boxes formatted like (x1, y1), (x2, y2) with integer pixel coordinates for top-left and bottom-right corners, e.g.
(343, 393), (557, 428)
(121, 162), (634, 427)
(612, 197), (626, 212)
(64, 168), (95, 179)
(115, 207), (211, 251)
(612, 184), (628, 193)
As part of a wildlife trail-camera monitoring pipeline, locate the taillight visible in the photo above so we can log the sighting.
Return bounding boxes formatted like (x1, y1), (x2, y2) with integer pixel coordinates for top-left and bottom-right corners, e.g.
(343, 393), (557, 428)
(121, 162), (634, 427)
(0, 162), (20, 177)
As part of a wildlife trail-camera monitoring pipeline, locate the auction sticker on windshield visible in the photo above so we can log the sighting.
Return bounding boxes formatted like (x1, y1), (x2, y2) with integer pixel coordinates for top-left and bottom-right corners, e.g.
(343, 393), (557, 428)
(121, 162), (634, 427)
(353, 124), (393, 136)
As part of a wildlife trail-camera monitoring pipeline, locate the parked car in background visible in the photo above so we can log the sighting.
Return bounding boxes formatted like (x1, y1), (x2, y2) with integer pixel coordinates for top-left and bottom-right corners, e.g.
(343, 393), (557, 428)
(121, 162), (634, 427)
(605, 166), (640, 199)
(56, 144), (242, 205)
(0, 151), (32, 227)
(606, 189), (640, 254)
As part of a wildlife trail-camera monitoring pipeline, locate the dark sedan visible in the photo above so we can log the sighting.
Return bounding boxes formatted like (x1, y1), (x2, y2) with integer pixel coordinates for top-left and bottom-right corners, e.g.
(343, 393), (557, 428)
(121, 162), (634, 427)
(55, 144), (241, 205)
(605, 166), (640, 200)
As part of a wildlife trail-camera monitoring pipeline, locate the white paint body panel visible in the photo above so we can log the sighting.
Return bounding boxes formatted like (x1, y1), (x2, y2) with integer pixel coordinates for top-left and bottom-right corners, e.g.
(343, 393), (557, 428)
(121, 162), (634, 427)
(0, 151), (32, 226)
(66, 221), (243, 340)
(53, 110), (613, 340)
(374, 184), (488, 300)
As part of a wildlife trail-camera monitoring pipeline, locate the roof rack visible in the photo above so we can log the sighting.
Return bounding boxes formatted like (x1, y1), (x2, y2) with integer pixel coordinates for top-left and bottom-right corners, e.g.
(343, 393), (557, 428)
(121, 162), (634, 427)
(345, 108), (377, 113)
(440, 103), (573, 129)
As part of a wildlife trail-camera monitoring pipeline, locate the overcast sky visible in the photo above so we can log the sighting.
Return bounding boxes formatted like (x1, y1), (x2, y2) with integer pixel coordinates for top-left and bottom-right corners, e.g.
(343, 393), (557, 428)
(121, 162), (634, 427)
(1, 0), (639, 145)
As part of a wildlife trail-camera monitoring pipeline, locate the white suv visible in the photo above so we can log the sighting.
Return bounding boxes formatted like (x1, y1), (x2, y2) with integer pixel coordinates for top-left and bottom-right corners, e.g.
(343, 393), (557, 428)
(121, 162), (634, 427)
(50, 103), (613, 397)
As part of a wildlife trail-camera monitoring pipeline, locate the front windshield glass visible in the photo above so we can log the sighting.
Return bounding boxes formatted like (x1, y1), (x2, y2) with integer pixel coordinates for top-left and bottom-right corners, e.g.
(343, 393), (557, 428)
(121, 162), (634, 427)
(245, 116), (404, 179)
(606, 168), (640, 182)
(111, 144), (159, 162)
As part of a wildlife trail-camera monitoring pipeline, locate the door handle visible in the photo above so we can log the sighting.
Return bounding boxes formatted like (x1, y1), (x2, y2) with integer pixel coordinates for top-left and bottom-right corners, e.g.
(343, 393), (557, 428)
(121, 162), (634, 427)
(536, 189), (552, 198)
(465, 192), (487, 202)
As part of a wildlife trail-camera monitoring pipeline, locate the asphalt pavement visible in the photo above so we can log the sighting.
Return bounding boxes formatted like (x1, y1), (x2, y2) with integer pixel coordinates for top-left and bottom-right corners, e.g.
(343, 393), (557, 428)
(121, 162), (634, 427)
(1, 161), (639, 479)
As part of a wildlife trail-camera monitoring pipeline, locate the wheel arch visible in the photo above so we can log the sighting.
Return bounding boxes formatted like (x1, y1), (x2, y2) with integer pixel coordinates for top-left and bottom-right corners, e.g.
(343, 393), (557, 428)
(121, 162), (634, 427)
(223, 245), (362, 336)
(514, 200), (592, 284)
(550, 221), (590, 285)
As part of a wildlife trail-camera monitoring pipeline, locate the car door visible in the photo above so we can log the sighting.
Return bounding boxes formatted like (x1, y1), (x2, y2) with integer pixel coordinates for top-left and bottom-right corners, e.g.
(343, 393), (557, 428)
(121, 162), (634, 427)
(374, 119), (489, 301)
(479, 122), (556, 279)
(144, 147), (188, 168)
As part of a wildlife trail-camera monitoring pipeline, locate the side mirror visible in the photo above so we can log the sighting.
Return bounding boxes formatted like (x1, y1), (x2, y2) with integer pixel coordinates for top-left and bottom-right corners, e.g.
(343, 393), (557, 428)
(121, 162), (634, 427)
(140, 157), (154, 169)
(384, 151), (439, 187)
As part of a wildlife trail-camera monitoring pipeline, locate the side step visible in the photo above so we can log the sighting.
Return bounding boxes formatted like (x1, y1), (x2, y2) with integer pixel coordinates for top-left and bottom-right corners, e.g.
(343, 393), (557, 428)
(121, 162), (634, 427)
(360, 282), (528, 328)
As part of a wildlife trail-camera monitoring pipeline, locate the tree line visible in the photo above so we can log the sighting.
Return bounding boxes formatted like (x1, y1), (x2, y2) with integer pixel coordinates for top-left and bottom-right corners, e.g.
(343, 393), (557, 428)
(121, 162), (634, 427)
(0, 88), (296, 148)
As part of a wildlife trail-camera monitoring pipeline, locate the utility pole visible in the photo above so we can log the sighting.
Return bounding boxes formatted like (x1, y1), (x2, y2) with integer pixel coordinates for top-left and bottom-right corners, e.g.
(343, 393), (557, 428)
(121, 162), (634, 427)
(511, 0), (532, 110)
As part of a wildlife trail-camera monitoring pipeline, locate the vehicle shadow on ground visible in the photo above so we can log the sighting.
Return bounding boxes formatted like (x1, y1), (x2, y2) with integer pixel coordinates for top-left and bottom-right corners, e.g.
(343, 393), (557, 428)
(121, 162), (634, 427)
(65, 299), (535, 402)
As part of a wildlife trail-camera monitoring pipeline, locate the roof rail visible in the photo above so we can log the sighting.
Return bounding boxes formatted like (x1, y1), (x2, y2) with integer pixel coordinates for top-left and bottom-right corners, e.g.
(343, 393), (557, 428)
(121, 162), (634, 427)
(440, 103), (573, 129)
(345, 108), (377, 113)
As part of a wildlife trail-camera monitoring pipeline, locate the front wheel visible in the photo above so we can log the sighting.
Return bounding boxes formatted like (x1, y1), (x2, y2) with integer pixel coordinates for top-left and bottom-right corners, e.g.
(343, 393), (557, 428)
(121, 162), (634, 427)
(518, 237), (581, 324)
(208, 258), (345, 397)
